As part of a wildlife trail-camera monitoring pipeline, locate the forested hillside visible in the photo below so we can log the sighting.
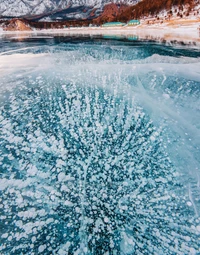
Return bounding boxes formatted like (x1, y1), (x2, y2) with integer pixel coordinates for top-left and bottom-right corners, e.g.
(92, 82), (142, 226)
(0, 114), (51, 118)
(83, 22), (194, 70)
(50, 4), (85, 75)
(116, 0), (199, 21)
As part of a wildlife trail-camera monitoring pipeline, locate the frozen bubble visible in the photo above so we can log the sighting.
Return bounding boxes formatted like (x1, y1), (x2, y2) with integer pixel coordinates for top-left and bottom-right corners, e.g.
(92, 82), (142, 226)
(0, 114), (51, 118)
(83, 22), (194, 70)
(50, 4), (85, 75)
(38, 245), (46, 253)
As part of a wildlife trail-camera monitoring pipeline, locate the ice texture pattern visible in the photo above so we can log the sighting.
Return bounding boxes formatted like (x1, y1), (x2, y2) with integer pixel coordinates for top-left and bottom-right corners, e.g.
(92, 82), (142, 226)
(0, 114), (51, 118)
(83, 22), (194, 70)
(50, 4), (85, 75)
(0, 37), (200, 254)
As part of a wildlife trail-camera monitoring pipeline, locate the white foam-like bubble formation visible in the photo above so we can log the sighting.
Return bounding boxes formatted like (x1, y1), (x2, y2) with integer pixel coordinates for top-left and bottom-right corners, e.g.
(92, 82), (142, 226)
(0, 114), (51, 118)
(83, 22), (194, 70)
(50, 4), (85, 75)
(0, 43), (200, 254)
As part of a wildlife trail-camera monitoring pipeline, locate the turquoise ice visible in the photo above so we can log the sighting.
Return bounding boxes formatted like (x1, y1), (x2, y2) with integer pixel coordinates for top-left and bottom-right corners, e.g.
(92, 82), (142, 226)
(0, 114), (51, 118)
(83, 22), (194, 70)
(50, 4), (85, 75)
(0, 38), (200, 254)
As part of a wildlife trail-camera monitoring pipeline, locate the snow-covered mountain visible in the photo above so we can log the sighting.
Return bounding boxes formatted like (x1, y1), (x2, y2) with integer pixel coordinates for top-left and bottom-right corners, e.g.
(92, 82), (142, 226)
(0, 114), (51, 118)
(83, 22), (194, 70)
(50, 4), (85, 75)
(1, 0), (198, 23)
(0, 0), (138, 17)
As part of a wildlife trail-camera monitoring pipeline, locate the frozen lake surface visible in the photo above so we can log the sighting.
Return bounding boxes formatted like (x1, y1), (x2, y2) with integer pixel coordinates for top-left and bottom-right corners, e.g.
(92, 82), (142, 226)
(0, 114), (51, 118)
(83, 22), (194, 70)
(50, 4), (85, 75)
(0, 35), (200, 254)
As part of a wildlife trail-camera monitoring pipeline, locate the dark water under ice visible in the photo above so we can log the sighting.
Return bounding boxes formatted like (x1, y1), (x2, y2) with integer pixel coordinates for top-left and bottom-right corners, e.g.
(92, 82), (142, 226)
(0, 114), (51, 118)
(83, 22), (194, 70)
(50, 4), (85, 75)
(0, 35), (200, 254)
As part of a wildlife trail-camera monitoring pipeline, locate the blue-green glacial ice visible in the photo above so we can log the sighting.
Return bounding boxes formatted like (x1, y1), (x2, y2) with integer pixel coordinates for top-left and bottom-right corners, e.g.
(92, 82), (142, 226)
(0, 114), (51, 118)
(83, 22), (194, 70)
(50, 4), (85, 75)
(0, 36), (200, 254)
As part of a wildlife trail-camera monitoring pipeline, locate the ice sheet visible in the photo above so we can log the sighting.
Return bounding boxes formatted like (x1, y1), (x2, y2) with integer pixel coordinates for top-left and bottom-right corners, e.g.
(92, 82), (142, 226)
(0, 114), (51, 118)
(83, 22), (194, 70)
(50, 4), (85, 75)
(0, 41), (200, 254)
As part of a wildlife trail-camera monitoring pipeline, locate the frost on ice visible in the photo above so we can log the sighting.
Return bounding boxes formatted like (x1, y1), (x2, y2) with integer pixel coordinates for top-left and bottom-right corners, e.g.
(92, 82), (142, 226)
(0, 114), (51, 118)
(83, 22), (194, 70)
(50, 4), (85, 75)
(0, 43), (200, 254)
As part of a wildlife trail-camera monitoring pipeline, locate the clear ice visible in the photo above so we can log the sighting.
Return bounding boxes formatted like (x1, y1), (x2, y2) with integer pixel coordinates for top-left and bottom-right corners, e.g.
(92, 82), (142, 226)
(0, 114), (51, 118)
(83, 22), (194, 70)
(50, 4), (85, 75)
(0, 40), (200, 254)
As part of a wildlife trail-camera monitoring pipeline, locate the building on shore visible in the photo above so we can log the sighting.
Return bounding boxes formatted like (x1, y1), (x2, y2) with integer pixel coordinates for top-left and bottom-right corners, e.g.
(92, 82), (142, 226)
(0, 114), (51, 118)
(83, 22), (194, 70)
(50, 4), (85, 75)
(127, 20), (140, 26)
(102, 22), (126, 27)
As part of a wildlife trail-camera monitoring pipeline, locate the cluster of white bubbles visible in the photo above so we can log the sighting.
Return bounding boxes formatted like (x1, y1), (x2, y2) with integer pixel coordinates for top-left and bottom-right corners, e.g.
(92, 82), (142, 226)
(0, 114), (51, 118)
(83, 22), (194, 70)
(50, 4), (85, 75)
(0, 42), (200, 254)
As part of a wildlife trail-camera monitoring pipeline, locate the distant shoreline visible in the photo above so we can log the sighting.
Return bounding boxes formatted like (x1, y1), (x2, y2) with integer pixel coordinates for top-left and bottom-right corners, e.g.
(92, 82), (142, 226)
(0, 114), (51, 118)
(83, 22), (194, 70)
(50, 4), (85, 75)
(0, 18), (200, 46)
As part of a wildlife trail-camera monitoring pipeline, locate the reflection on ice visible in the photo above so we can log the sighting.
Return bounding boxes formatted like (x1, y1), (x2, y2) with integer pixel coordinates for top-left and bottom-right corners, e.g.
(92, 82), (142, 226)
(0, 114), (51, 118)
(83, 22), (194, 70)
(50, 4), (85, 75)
(0, 41), (200, 254)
